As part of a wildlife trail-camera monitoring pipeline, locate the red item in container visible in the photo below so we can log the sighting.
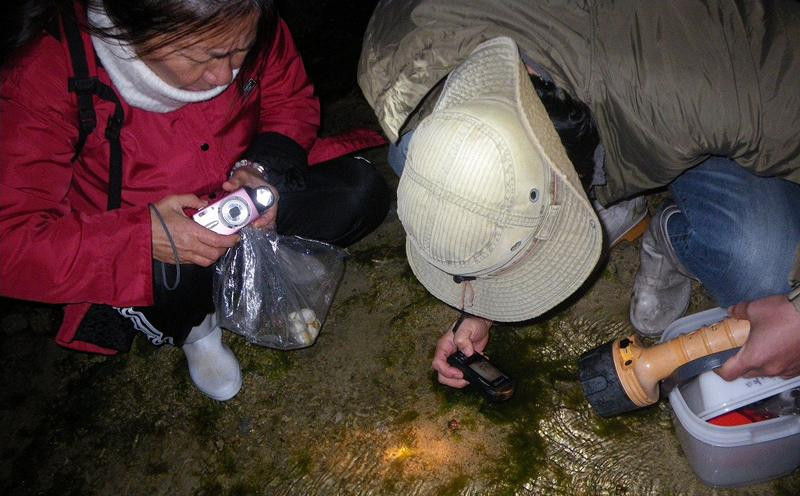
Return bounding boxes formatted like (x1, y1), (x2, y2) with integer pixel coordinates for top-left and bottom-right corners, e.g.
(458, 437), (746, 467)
(708, 408), (777, 426)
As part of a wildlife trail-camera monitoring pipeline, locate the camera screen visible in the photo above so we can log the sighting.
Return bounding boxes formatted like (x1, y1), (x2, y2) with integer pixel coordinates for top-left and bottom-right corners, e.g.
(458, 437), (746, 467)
(469, 359), (503, 382)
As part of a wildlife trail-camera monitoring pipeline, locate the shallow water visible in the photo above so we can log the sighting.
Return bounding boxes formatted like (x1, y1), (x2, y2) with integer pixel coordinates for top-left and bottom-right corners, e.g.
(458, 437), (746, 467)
(2, 21), (799, 491)
(2, 141), (798, 494)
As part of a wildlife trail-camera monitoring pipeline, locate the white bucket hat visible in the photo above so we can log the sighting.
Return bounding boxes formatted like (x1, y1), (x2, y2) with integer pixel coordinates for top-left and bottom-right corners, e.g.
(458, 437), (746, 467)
(397, 36), (602, 322)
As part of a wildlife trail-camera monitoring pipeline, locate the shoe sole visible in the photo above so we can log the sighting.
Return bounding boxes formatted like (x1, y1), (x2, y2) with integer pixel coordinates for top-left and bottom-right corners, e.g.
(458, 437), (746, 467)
(611, 215), (650, 247)
(201, 372), (243, 402)
(195, 365), (243, 402)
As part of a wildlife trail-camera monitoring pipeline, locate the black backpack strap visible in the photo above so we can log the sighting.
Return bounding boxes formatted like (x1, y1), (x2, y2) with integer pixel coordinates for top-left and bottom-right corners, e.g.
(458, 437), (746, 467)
(94, 82), (124, 210)
(59, 15), (139, 352)
(62, 15), (125, 210)
(62, 16), (96, 162)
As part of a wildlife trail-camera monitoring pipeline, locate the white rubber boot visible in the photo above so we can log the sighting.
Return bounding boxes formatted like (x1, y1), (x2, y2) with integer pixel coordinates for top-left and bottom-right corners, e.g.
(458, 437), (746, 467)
(182, 313), (242, 401)
(629, 203), (694, 337)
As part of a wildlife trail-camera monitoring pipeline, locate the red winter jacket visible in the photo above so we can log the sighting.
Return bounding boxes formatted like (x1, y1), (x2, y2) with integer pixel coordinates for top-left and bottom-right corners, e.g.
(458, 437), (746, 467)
(0, 14), (383, 353)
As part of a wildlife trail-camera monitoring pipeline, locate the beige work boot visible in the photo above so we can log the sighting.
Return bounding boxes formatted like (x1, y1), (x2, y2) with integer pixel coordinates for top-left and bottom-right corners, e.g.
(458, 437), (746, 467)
(629, 203), (694, 337)
(592, 196), (649, 247)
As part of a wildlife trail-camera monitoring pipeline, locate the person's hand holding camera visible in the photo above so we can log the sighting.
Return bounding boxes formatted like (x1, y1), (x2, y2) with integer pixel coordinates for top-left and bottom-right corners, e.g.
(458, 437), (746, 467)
(222, 164), (279, 230)
(432, 315), (493, 388)
(150, 194), (240, 267)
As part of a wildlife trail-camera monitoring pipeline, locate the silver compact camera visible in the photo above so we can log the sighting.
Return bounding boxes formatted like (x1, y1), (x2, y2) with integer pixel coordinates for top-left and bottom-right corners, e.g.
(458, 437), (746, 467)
(193, 186), (274, 235)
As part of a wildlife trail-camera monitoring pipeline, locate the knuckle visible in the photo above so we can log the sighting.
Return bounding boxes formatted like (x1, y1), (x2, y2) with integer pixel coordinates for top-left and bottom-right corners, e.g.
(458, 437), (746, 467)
(784, 369), (800, 379)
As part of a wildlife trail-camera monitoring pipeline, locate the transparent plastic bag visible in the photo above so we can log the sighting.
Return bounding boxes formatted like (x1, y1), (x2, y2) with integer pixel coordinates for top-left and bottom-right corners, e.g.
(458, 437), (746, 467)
(214, 227), (346, 349)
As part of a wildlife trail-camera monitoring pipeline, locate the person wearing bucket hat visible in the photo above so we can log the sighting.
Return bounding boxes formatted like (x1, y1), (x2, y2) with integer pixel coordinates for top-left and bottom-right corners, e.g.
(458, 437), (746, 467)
(358, 0), (800, 387)
(398, 36), (602, 323)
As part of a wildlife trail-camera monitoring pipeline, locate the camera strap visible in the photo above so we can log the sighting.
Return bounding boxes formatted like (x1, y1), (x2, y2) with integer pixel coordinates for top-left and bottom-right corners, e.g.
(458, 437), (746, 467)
(61, 14), (125, 211)
(148, 204), (182, 291)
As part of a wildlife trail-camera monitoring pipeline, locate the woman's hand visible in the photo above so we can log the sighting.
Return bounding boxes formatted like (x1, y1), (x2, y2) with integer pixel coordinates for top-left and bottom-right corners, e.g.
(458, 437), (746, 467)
(716, 294), (800, 380)
(432, 315), (493, 388)
(222, 167), (279, 230)
(150, 194), (240, 266)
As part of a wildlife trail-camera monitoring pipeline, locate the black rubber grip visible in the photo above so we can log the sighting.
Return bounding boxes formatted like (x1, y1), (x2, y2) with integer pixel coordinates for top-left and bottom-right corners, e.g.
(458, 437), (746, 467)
(661, 348), (740, 393)
(578, 341), (640, 417)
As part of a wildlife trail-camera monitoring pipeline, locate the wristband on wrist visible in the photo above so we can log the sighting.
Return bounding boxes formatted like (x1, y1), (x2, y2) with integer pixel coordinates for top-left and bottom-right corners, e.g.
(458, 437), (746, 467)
(229, 159), (267, 180)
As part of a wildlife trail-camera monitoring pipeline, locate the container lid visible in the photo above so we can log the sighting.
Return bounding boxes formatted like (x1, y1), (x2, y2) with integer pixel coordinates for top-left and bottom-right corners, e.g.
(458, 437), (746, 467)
(661, 308), (800, 420)
(684, 371), (800, 420)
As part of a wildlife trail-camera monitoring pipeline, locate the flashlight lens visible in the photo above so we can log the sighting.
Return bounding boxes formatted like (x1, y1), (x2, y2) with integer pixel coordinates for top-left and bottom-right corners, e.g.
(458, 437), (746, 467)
(254, 187), (274, 208)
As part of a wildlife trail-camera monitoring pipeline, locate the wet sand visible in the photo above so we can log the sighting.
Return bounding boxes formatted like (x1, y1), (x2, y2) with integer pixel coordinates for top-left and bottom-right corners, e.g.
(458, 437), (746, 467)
(2, 2), (799, 494)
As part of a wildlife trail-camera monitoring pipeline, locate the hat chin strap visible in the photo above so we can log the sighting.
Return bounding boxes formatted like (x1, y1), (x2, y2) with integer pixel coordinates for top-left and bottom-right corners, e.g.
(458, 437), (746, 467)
(459, 280), (476, 310)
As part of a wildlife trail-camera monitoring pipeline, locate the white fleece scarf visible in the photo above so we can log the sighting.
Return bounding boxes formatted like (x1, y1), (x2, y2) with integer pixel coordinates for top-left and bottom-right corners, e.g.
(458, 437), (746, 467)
(88, 7), (238, 113)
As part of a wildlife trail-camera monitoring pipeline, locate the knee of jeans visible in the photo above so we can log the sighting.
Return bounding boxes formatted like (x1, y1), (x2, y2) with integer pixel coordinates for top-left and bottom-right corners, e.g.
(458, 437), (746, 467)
(712, 228), (792, 303)
(675, 207), (795, 304)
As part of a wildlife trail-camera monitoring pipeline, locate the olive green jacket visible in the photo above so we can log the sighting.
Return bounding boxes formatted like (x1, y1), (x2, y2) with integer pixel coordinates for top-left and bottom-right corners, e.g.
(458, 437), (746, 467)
(357, 0), (800, 287)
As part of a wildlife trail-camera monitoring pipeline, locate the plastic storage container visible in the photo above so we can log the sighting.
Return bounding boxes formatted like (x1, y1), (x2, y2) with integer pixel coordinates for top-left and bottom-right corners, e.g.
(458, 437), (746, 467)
(661, 308), (800, 487)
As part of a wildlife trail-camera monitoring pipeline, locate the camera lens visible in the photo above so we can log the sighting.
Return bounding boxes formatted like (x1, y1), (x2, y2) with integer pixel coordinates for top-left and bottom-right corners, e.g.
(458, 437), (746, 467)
(220, 198), (250, 227)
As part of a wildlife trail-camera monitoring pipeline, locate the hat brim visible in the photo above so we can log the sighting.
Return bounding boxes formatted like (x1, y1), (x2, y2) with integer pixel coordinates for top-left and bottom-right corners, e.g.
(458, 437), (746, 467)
(406, 173), (601, 322)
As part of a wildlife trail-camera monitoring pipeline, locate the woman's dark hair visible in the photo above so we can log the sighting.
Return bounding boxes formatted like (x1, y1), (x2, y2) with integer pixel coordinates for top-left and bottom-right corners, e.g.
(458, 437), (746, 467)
(2, 0), (278, 86)
(530, 74), (599, 191)
(1, 1), (63, 66)
(90, 0), (277, 85)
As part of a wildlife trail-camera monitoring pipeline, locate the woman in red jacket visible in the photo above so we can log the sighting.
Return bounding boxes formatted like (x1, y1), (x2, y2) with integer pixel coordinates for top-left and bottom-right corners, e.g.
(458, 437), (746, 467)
(0, 0), (389, 401)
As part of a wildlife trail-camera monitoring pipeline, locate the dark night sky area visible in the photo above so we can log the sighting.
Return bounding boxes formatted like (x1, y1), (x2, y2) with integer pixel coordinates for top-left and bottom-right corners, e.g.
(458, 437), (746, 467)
(0, 1), (381, 101)
(277, 0), (381, 101)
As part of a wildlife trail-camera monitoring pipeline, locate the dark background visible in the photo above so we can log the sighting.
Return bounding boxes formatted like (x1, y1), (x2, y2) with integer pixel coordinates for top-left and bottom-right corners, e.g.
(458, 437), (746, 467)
(0, 1), (381, 101)
(277, 0), (380, 101)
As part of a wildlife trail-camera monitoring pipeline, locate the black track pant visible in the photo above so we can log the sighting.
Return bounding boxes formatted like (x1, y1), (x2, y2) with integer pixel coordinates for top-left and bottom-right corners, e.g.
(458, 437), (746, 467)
(74, 156), (391, 351)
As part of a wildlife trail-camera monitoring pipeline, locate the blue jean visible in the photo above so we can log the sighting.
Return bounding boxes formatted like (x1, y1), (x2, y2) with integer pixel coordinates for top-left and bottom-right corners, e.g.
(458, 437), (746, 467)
(668, 157), (800, 307)
(387, 132), (414, 177)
